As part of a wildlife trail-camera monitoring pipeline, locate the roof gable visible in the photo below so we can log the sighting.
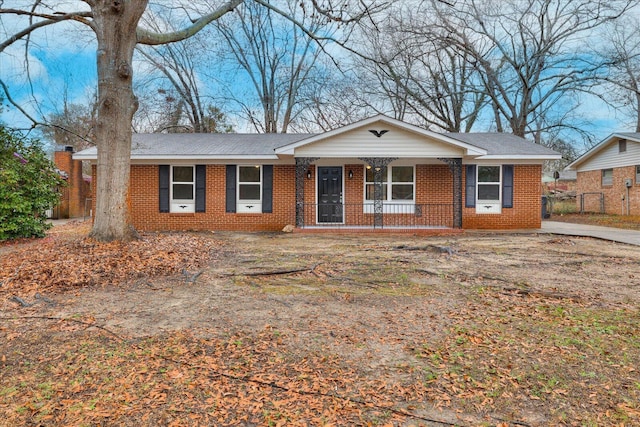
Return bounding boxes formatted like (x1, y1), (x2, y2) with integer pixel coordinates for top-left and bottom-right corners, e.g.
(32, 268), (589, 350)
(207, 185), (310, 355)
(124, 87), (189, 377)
(275, 115), (487, 157)
(567, 133), (640, 171)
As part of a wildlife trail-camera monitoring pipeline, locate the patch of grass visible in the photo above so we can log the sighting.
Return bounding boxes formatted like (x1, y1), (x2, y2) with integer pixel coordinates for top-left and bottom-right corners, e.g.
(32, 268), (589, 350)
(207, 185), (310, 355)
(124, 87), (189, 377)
(410, 291), (640, 425)
(550, 199), (577, 215)
(550, 213), (640, 230)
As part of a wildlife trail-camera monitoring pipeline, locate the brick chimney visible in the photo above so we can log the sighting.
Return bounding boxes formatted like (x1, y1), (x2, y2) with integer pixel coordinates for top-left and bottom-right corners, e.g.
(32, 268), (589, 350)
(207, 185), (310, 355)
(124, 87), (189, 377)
(54, 146), (88, 218)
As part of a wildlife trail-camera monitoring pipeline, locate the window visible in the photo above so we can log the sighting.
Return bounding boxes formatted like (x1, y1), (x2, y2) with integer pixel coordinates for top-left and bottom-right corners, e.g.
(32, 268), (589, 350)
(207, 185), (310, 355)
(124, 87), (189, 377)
(477, 166), (501, 202)
(636, 166), (640, 184)
(365, 166), (414, 201)
(465, 164), (513, 212)
(619, 139), (627, 153)
(237, 165), (262, 213)
(171, 166), (195, 212)
(473, 165), (502, 214)
(602, 168), (613, 186)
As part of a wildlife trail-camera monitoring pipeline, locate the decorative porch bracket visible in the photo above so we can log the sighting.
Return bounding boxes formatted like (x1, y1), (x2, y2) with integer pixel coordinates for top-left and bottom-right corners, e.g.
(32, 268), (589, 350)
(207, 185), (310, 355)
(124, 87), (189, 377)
(295, 157), (318, 227)
(438, 157), (463, 228)
(359, 157), (398, 228)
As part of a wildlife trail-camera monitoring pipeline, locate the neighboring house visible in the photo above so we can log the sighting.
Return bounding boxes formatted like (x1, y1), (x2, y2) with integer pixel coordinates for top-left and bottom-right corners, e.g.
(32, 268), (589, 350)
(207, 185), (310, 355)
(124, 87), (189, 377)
(51, 146), (91, 219)
(566, 133), (640, 215)
(74, 115), (560, 232)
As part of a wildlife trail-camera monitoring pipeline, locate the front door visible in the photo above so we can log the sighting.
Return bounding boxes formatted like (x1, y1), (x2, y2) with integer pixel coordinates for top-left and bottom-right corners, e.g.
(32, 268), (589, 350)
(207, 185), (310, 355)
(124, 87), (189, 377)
(317, 166), (343, 223)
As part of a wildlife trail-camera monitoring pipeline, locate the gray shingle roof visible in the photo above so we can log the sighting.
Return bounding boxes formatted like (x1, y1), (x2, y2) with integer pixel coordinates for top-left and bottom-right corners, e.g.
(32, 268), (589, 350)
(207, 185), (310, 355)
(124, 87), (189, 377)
(129, 133), (314, 156)
(74, 131), (559, 160)
(447, 133), (560, 156)
(75, 133), (315, 158)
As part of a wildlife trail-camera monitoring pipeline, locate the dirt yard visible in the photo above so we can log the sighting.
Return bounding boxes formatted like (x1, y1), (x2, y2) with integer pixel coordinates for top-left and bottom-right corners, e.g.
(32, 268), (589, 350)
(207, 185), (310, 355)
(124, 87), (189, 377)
(1, 223), (639, 426)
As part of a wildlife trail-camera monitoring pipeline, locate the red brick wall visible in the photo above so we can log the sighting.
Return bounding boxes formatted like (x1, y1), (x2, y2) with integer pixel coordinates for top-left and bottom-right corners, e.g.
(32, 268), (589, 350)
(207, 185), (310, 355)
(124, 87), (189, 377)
(126, 164), (296, 232)
(462, 165), (543, 229)
(91, 162), (543, 231)
(577, 167), (640, 215)
(54, 150), (89, 218)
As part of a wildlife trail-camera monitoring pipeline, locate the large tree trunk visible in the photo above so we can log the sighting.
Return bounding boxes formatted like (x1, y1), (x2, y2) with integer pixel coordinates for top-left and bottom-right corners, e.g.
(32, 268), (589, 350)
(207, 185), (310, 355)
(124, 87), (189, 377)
(89, 1), (148, 242)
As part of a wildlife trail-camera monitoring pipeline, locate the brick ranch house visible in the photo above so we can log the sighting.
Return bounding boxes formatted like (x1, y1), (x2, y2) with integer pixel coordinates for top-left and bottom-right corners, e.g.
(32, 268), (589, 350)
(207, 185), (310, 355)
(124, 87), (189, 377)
(566, 133), (640, 216)
(74, 115), (560, 232)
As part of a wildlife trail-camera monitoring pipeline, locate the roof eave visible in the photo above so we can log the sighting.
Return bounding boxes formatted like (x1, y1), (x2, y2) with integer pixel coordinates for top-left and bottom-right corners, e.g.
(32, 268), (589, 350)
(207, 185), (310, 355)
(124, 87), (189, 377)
(72, 154), (281, 161)
(465, 148), (488, 156)
(132, 155), (279, 160)
(72, 154), (96, 161)
(475, 154), (561, 161)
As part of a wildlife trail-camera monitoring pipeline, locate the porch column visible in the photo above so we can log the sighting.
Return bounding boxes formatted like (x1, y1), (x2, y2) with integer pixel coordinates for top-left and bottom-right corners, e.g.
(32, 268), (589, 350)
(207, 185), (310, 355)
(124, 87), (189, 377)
(359, 157), (398, 228)
(295, 157), (318, 227)
(439, 157), (463, 228)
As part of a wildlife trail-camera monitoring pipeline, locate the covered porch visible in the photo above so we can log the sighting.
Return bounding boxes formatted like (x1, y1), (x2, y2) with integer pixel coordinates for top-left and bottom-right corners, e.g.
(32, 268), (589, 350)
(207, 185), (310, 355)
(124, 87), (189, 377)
(293, 157), (463, 231)
(273, 115), (489, 232)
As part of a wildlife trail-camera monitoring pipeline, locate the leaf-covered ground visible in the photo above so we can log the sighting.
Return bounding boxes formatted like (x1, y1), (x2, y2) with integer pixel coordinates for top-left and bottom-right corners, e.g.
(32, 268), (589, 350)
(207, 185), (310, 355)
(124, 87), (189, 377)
(1, 222), (640, 426)
(0, 221), (218, 295)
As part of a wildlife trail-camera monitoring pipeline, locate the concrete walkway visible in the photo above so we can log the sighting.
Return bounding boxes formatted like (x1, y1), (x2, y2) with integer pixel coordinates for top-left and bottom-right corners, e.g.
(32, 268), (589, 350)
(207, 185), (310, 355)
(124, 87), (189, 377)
(540, 221), (640, 246)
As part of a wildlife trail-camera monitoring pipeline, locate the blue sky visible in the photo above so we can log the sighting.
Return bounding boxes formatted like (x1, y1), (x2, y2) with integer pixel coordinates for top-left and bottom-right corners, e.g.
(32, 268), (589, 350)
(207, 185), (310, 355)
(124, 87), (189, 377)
(1, 12), (97, 133)
(0, 4), (633, 154)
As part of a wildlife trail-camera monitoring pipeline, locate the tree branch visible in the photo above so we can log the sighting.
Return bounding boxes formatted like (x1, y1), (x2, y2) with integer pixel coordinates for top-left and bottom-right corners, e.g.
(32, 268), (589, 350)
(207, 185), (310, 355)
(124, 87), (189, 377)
(0, 10), (92, 52)
(136, 0), (243, 45)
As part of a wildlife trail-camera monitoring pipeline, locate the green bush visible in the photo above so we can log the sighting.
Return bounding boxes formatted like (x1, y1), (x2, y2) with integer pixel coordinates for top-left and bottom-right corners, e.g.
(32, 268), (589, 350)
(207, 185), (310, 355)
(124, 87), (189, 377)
(0, 127), (65, 240)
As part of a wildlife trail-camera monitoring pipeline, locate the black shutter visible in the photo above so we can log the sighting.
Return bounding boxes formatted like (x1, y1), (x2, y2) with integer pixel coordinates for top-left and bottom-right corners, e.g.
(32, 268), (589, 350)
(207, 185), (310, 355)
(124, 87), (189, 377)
(262, 165), (273, 213)
(159, 165), (170, 213)
(465, 164), (476, 208)
(502, 164), (514, 208)
(226, 165), (236, 213)
(195, 165), (206, 213)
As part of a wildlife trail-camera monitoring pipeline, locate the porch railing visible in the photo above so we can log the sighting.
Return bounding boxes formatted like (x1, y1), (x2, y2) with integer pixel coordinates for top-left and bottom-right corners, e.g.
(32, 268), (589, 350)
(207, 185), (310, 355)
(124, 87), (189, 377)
(299, 203), (454, 229)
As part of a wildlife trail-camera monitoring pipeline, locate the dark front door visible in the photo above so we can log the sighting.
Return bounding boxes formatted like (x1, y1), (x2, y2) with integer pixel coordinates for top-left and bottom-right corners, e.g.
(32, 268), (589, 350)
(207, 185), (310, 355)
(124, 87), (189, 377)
(317, 166), (343, 223)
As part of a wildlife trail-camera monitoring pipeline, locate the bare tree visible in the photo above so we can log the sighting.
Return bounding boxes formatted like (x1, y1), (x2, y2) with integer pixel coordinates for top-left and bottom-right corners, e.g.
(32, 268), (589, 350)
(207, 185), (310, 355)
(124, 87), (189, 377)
(357, 7), (487, 132)
(291, 75), (377, 132)
(430, 0), (638, 139)
(0, 1), (384, 241)
(216, 0), (332, 133)
(598, 16), (640, 132)
(135, 16), (233, 133)
(42, 101), (98, 151)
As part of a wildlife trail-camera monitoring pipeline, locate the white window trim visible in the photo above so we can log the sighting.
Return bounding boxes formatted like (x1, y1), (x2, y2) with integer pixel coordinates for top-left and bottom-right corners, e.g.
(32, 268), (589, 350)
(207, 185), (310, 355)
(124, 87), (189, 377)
(636, 165), (640, 185)
(363, 165), (415, 214)
(237, 165), (262, 213)
(476, 165), (502, 214)
(364, 165), (415, 203)
(170, 165), (195, 213)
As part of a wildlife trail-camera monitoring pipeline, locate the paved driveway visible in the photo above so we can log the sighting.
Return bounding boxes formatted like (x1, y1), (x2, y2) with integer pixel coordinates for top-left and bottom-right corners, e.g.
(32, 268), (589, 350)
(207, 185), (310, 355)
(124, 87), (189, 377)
(540, 221), (640, 246)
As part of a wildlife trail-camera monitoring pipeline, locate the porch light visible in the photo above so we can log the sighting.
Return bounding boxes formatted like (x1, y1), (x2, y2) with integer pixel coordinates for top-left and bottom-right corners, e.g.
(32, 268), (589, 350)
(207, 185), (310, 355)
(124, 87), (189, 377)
(307, 170), (312, 179)
(348, 170), (353, 179)
(366, 165), (372, 170)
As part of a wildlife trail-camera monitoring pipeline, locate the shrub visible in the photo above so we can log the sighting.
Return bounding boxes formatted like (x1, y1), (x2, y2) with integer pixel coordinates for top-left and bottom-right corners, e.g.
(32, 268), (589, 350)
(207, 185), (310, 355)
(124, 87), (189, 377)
(0, 127), (65, 240)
